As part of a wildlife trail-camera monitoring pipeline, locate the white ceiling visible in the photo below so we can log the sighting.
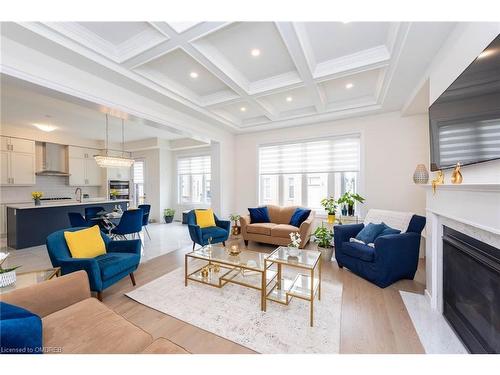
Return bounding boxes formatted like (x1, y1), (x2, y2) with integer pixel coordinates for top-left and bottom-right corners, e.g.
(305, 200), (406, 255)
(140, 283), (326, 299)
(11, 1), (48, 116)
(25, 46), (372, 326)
(2, 22), (457, 133)
(0, 76), (184, 143)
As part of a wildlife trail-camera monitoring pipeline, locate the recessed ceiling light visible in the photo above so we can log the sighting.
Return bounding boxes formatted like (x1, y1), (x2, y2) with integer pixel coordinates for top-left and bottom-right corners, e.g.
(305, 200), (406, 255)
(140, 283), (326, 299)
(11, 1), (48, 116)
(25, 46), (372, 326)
(345, 83), (354, 89)
(240, 106), (247, 112)
(251, 48), (261, 57)
(189, 71), (199, 79)
(286, 96), (293, 102)
(33, 123), (57, 132)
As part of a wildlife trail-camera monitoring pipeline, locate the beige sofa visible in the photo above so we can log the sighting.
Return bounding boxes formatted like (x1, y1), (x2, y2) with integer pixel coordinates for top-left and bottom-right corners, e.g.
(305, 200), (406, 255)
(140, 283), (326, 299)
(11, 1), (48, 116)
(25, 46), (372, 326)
(240, 205), (315, 249)
(0, 271), (189, 354)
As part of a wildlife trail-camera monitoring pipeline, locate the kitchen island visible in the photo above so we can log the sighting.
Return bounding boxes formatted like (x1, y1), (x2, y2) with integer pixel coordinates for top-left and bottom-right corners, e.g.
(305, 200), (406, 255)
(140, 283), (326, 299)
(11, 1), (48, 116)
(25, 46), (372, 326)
(6, 199), (129, 249)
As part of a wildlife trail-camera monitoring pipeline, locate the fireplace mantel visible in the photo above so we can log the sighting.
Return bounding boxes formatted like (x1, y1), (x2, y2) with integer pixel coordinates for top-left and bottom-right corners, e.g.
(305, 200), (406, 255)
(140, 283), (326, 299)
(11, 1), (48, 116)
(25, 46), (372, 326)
(423, 182), (500, 312)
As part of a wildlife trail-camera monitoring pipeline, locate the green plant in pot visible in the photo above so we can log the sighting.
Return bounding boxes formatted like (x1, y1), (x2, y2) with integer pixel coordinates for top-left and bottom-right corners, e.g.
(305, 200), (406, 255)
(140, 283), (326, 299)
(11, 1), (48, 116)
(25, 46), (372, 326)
(313, 225), (334, 261)
(320, 196), (338, 224)
(229, 213), (241, 235)
(338, 192), (365, 216)
(163, 208), (175, 224)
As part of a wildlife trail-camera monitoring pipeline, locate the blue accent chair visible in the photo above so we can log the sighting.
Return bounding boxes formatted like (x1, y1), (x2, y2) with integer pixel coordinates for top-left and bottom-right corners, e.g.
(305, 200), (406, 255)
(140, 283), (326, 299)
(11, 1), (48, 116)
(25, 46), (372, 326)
(138, 204), (151, 240)
(187, 209), (230, 250)
(46, 227), (141, 300)
(85, 206), (104, 223)
(110, 209), (144, 241)
(334, 214), (426, 288)
(68, 212), (90, 228)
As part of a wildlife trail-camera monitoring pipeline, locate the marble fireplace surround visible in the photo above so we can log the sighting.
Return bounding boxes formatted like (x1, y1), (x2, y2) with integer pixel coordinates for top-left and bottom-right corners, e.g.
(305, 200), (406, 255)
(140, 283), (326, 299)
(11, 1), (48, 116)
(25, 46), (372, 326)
(424, 183), (500, 312)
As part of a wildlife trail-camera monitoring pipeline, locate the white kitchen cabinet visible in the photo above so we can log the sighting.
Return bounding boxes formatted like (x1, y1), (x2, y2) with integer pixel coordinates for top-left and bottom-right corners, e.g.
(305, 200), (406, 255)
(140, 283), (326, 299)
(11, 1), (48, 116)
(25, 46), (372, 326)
(0, 151), (9, 185)
(68, 146), (102, 186)
(107, 167), (131, 181)
(85, 158), (102, 185)
(0, 137), (9, 151)
(0, 137), (35, 186)
(68, 157), (86, 186)
(10, 153), (36, 185)
(10, 138), (36, 154)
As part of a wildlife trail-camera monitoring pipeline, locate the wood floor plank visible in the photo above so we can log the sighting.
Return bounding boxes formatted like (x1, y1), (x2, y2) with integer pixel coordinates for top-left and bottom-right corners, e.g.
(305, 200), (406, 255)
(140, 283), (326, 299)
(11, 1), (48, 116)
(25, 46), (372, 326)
(97, 237), (426, 354)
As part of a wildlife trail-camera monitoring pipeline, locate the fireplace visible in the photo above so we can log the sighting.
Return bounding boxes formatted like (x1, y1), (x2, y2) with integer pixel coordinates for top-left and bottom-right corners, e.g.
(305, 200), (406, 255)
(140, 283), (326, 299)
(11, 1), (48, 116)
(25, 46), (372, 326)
(443, 226), (500, 353)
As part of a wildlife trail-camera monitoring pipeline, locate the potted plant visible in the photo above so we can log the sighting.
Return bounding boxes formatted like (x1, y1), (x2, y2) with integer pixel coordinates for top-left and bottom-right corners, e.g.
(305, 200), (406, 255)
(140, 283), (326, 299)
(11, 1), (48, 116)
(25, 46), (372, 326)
(313, 225), (334, 261)
(31, 191), (43, 206)
(164, 208), (175, 224)
(0, 252), (20, 288)
(338, 192), (365, 216)
(288, 232), (301, 257)
(320, 196), (338, 224)
(229, 213), (241, 235)
(110, 189), (119, 200)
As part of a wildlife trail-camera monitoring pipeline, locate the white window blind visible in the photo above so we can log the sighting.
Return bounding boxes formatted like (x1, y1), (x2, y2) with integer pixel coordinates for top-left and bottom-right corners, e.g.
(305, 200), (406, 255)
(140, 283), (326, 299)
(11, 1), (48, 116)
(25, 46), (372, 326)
(259, 135), (360, 175)
(133, 161), (144, 184)
(177, 155), (211, 175)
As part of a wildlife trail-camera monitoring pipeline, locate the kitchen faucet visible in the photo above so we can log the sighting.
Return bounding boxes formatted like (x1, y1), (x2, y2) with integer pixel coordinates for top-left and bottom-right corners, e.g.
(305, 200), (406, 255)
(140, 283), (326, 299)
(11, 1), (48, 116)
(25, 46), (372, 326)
(75, 187), (82, 203)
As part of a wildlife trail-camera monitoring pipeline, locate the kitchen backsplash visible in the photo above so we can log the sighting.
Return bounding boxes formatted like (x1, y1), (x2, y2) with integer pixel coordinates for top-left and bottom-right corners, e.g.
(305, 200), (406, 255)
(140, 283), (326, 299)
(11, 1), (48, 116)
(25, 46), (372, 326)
(0, 176), (100, 203)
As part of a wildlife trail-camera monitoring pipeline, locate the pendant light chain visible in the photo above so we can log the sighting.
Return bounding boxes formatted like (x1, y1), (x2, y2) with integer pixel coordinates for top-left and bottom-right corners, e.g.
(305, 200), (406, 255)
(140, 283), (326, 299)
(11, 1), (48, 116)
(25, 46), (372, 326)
(105, 113), (109, 156)
(122, 118), (125, 158)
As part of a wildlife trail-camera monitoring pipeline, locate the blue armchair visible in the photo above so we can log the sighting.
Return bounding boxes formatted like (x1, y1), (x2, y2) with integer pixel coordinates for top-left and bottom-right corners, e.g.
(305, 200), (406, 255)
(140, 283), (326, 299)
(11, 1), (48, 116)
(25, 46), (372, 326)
(334, 214), (426, 288)
(187, 209), (230, 250)
(46, 227), (141, 300)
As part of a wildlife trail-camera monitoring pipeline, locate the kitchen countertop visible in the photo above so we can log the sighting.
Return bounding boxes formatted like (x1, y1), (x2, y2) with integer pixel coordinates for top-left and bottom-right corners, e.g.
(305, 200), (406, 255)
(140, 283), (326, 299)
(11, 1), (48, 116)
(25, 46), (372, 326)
(6, 199), (130, 210)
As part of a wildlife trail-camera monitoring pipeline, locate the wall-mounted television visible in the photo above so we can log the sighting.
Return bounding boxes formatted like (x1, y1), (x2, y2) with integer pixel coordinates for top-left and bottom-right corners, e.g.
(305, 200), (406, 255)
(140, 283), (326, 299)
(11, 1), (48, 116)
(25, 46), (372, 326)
(429, 34), (500, 171)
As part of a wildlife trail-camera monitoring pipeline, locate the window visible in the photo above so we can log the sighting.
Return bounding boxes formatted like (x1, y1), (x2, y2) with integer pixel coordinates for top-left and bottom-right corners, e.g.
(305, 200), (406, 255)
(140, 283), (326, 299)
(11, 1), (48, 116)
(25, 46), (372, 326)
(258, 135), (360, 211)
(177, 155), (211, 204)
(133, 160), (145, 206)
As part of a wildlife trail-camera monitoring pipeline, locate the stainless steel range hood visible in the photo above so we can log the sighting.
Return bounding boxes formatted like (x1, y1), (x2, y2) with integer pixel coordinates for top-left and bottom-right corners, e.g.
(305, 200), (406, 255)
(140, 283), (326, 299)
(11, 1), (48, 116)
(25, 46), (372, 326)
(35, 142), (71, 176)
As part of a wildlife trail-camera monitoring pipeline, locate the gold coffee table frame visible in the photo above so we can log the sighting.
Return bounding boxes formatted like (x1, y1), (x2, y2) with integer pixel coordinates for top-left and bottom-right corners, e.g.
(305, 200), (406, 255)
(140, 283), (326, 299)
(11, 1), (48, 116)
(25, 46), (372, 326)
(264, 247), (322, 327)
(184, 246), (278, 311)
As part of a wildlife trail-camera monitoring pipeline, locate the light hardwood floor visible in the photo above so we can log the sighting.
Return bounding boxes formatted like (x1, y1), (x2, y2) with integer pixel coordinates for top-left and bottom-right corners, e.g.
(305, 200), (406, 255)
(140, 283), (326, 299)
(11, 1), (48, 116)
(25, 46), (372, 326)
(101, 235), (426, 354)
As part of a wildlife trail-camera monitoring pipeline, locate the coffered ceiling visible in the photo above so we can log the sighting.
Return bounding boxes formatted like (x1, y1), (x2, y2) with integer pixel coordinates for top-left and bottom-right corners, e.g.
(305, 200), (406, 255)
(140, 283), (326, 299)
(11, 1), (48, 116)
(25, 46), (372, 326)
(2, 22), (456, 133)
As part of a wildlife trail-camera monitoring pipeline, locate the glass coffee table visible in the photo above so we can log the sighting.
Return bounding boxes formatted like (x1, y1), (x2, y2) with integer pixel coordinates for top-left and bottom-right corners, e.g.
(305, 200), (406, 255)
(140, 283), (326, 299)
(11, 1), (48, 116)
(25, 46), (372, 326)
(184, 245), (278, 311)
(0, 267), (61, 295)
(264, 247), (322, 327)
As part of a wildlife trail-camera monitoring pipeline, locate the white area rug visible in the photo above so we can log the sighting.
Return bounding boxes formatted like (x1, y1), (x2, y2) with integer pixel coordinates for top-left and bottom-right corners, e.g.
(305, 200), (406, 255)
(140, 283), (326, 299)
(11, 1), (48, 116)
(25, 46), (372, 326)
(126, 267), (343, 353)
(400, 291), (468, 354)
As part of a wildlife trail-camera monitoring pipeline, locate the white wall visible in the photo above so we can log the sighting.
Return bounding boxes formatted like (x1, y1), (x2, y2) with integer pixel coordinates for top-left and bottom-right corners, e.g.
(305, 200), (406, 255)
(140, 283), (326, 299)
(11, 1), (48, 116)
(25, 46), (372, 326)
(428, 22), (500, 184)
(234, 111), (429, 217)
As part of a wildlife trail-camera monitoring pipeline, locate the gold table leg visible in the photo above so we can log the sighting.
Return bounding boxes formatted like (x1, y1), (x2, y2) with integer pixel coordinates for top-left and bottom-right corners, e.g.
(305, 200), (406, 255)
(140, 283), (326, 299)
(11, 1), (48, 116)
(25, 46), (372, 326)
(184, 254), (188, 287)
(277, 263), (282, 290)
(318, 257), (321, 301)
(310, 268), (314, 327)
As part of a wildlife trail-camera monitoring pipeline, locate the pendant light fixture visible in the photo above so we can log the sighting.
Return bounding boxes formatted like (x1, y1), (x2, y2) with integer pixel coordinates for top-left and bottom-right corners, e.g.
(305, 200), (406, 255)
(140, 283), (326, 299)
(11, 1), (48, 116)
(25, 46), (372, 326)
(94, 114), (135, 168)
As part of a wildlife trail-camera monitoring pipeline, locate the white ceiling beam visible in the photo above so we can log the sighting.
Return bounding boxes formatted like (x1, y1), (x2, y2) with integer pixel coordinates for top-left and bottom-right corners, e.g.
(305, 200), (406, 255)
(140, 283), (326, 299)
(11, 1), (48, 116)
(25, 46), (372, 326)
(275, 22), (326, 113)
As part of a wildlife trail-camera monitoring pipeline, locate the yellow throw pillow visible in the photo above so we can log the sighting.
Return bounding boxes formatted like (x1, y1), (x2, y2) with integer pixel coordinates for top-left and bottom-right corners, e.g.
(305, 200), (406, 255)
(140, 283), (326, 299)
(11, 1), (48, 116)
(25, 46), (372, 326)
(64, 225), (106, 259)
(195, 209), (216, 228)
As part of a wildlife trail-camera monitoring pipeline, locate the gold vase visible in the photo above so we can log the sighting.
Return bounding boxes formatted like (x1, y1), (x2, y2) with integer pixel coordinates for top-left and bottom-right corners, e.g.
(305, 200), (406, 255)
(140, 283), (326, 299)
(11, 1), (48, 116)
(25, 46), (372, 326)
(231, 226), (241, 235)
(451, 162), (463, 184)
(327, 214), (336, 224)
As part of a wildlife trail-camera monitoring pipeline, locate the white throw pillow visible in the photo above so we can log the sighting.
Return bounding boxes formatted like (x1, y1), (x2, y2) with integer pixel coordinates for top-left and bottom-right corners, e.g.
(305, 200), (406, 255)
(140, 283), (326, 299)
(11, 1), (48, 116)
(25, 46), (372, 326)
(363, 209), (413, 233)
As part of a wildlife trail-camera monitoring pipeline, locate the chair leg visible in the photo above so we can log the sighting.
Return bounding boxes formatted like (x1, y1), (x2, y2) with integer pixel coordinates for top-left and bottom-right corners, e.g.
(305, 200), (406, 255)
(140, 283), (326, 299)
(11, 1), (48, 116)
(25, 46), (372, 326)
(222, 241), (226, 247)
(244, 240), (249, 247)
(97, 291), (103, 301)
(193, 242), (196, 251)
(129, 272), (136, 286)
(144, 226), (151, 240)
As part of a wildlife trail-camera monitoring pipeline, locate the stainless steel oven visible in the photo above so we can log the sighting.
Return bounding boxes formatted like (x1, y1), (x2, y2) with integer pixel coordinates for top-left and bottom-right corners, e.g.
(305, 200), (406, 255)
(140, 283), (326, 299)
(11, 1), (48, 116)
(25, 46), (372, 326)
(109, 180), (130, 200)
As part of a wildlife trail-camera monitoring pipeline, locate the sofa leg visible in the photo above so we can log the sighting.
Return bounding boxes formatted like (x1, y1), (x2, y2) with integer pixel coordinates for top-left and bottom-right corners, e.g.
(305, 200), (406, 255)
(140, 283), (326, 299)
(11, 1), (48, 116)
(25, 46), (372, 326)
(338, 264), (343, 269)
(244, 240), (248, 247)
(97, 291), (103, 301)
(129, 272), (136, 286)
(222, 241), (226, 247)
